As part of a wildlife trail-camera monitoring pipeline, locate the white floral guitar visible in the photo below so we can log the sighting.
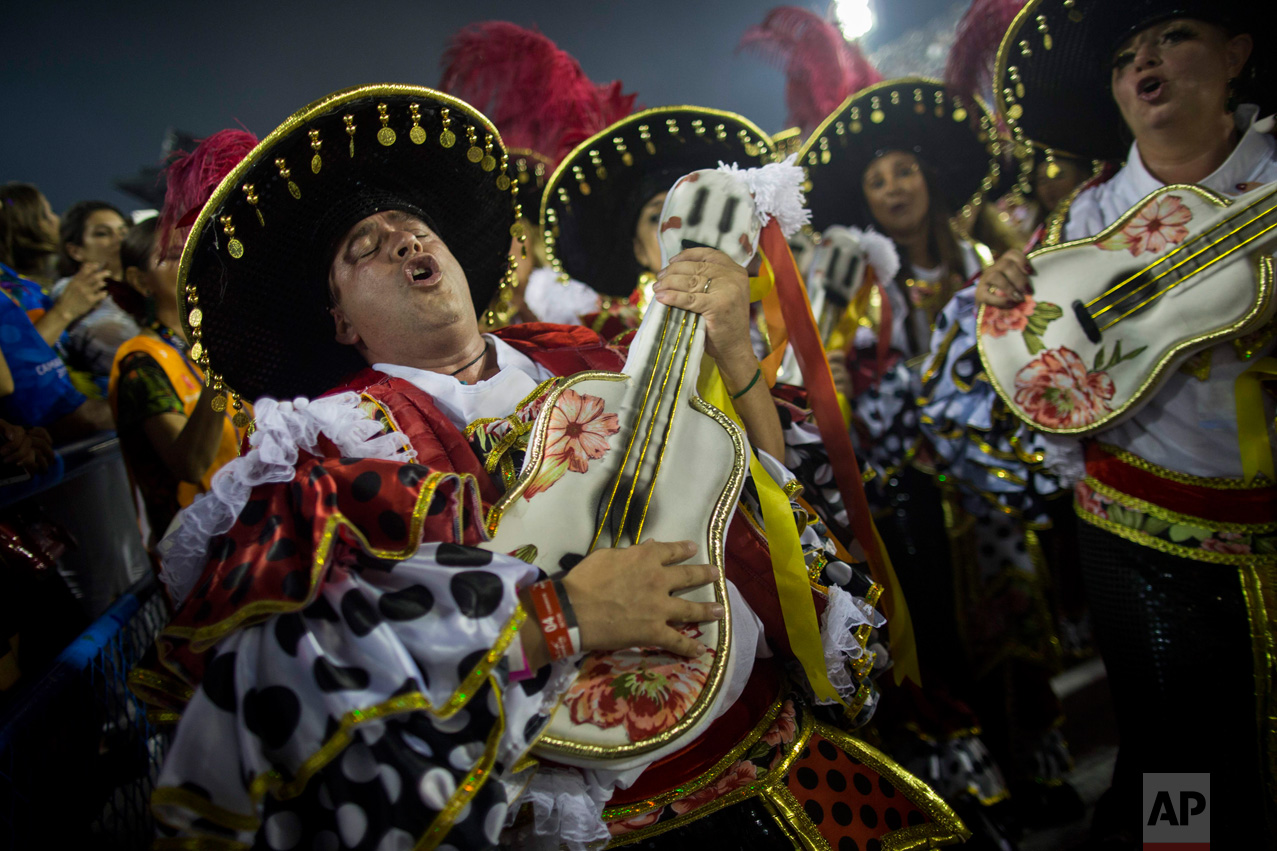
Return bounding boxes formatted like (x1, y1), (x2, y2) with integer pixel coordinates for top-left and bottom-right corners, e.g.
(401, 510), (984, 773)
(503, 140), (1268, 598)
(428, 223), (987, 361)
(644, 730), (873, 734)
(978, 182), (1277, 434)
(477, 169), (766, 769)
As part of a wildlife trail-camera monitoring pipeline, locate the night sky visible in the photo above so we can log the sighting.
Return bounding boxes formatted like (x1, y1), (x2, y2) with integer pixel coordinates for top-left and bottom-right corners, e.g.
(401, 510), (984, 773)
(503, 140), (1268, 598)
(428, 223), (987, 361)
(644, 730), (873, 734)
(4, 0), (955, 213)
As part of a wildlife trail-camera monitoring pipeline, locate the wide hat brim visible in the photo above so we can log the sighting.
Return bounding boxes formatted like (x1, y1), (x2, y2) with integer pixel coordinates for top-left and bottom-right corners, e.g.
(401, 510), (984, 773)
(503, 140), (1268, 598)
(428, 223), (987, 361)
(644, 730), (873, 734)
(995, 0), (1277, 162)
(541, 107), (775, 298)
(797, 78), (1001, 234)
(509, 148), (554, 223)
(178, 84), (516, 403)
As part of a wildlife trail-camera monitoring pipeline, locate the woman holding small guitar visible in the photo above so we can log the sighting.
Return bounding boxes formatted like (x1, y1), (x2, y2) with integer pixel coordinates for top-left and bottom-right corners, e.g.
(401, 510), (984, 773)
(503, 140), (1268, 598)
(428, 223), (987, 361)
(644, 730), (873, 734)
(973, 1), (1276, 841)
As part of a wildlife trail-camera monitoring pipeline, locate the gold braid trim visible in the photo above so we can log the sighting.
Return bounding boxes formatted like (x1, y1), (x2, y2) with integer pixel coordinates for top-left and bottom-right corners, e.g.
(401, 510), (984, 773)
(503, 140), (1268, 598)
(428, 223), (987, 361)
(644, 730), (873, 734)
(1083, 477), (1277, 534)
(762, 784), (838, 850)
(1095, 443), (1269, 490)
(252, 608), (524, 802)
(814, 723), (970, 849)
(356, 394), (412, 455)
(917, 323), (962, 395)
(157, 673), (513, 850)
(1074, 507), (1273, 567)
(601, 689), (786, 820)
(464, 377), (561, 473)
(128, 666), (194, 705)
(605, 713), (817, 847)
(152, 787), (261, 832)
(418, 676), (508, 851)
(160, 469), (483, 659)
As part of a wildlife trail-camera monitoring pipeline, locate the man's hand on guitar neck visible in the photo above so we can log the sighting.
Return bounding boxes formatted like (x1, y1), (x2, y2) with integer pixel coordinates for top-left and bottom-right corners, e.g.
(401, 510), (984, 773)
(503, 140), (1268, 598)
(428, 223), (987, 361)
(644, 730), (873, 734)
(975, 248), (1033, 308)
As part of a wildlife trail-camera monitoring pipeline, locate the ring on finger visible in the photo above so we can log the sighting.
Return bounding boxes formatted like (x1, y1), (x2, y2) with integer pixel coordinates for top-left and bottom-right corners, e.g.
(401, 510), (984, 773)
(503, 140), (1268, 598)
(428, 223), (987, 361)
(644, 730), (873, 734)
(701, 277), (712, 293)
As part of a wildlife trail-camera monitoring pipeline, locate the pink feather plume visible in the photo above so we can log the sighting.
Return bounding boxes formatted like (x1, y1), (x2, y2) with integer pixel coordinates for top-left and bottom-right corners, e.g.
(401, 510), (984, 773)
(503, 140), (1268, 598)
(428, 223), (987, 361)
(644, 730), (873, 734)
(440, 22), (636, 164)
(738, 6), (882, 134)
(944, 0), (1027, 102)
(157, 129), (259, 250)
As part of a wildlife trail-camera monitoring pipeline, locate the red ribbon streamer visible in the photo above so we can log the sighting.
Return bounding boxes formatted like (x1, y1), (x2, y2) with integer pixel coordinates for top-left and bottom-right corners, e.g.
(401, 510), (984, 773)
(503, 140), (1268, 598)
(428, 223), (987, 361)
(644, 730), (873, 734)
(760, 222), (886, 584)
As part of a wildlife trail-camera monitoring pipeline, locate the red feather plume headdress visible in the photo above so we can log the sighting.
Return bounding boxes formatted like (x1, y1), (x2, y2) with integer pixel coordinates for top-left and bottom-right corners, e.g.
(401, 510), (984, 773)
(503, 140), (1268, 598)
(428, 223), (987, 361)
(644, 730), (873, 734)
(158, 129), (259, 250)
(738, 6), (881, 135)
(440, 22), (636, 165)
(944, 0), (1027, 103)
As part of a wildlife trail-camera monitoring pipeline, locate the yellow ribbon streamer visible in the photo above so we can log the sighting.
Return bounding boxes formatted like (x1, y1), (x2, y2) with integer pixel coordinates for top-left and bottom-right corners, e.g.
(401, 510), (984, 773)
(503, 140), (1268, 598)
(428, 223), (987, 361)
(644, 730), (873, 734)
(698, 358), (843, 704)
(1235, 356), (1277, 485)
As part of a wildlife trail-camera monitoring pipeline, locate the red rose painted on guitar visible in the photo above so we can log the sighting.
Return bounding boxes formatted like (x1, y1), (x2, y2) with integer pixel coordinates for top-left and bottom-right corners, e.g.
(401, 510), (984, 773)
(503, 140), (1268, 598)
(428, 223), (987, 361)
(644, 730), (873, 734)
(1095, 194), (1193, 256)
(979, 182), (1277, 435)
(562, 624), (715, 740)
(980, 295), (1065, 354)
(1013, 347), (1116, 429)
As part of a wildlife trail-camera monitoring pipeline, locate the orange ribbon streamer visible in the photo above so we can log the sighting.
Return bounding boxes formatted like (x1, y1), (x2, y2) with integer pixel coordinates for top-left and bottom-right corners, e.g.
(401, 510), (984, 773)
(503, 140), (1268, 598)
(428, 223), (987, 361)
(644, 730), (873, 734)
(759, 220), (920, 686)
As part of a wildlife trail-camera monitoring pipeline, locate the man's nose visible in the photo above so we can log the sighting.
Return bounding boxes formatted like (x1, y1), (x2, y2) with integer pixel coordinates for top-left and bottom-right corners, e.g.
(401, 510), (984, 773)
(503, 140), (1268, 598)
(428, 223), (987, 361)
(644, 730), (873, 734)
(390, 229), (423, 257)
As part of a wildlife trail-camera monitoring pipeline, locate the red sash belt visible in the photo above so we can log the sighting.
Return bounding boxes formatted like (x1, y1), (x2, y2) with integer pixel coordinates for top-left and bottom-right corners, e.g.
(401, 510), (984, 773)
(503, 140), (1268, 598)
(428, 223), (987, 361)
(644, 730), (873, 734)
(1084, 444), (1276, 526)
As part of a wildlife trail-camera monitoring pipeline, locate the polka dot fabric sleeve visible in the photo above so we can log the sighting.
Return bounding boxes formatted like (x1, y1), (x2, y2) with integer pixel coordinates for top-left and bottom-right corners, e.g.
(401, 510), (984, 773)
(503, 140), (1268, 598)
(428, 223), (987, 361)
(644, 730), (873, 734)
(153, 542), (569, 850)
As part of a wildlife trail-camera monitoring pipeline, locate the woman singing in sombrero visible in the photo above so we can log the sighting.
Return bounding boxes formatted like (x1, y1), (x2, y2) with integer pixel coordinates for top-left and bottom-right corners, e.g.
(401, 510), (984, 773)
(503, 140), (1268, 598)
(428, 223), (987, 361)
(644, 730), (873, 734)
(968, 0), (1276, 840)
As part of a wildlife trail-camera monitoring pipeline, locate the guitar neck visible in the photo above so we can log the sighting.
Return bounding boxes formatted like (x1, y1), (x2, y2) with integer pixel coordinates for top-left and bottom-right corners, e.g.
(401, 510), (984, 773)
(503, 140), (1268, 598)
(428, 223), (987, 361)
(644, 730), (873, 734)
(1086, 187), (1277, 332)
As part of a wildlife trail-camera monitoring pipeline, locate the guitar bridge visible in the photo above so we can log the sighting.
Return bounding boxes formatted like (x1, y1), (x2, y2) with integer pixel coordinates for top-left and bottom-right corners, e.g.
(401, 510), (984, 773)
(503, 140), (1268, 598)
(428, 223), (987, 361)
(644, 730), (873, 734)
(1073, 300), (1102, 344)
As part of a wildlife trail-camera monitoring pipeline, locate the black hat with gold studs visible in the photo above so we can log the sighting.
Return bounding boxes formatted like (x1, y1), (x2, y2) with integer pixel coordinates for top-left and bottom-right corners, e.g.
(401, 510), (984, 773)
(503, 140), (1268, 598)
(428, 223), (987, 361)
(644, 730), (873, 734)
(995, 0), (1276, 163)
(797, 77), (1002, 235)
(177, 84), (518, 406)
(507, 148), (554, 224)
(541, 107), (775, 298)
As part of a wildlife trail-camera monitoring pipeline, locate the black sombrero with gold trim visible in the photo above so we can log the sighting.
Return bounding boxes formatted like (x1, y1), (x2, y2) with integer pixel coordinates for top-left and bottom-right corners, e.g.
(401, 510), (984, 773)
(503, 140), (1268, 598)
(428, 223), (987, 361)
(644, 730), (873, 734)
(798, 77), (1002, 235)
(178, 84), (518, 405)
(995, 0), (1276, 163)
(541, 107), (775, 298)
(508, 148), (554, 224)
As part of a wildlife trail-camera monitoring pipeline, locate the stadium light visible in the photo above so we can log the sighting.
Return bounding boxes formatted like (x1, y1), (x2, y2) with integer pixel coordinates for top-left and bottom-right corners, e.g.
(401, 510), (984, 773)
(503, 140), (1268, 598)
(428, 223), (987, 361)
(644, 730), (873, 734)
(833, 0), (875, 40)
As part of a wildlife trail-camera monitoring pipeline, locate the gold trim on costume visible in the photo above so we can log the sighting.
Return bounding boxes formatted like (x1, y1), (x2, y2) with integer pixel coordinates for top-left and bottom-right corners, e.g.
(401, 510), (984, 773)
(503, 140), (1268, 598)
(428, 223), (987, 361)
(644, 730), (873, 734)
(601, 692), (786, 820)
(152, 787), (262, 833)
(160, 469), (486, 657)
(606, 712), (818, 847)
(1074, 504), (1274, 567)
(1096, 442), (1271, 490)
(1084, 476), (1277, 534)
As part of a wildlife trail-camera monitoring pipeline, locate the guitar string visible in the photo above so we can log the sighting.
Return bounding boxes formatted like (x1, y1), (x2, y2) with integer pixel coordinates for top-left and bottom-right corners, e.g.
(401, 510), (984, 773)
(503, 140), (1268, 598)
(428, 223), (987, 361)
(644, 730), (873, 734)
(1091, 198), (1277, 319)
(1083, 185), (1277, 310)
(634, 314), (701, 544)
(589, 308), (676, 553)
(1099, 216), (1277, 331)
(610, 311), (692, 548)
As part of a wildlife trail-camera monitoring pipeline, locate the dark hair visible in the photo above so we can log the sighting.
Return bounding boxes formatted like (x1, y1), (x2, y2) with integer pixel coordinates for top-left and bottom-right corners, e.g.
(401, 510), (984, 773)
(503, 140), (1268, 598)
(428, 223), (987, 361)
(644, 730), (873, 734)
(57, 200), (128, 277)
(0, 182), (57, 274)
(120, 217), (159, 274)
(859, 153), (966, 290)
(115, 217), (160, 321)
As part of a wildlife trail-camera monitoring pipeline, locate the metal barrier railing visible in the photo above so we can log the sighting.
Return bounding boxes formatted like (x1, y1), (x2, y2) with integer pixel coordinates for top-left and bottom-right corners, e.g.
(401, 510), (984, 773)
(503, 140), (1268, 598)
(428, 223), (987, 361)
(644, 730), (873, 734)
(0, 572), (170, 850)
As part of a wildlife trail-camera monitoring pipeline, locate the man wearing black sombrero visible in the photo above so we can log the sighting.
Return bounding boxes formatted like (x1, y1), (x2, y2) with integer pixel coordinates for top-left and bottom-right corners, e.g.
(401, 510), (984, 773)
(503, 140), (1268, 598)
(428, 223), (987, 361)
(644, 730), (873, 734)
(135, 84), (969, 850)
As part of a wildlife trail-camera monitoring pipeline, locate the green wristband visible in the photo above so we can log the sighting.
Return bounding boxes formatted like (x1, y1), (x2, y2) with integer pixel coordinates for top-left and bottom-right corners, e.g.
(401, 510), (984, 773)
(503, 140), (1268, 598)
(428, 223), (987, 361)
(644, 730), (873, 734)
(730, 367), (763, 400)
